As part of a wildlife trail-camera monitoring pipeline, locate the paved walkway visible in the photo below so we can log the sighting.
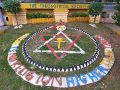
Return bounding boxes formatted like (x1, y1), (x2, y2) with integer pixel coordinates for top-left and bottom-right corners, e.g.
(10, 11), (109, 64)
(0, 26), (9, 35)
(0, 26), (9, 30)
(105, 24), (120, 36)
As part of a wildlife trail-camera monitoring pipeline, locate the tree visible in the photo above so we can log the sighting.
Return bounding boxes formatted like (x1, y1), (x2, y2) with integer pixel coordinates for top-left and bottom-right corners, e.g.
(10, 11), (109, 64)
(115, 0), (120, 4)
(112, 0), (120, 26)
(3, 0), (21, 26)
(89, 2), (103, 23)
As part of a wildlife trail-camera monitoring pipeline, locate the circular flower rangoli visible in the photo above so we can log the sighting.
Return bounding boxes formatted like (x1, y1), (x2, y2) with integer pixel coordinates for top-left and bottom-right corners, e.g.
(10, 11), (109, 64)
(7, 23), (114, 88)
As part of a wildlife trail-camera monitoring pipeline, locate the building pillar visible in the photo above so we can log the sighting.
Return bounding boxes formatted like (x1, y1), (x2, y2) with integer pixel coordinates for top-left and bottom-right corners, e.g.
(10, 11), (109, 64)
(6, 12), (13, 25)
(6, 9), (27, 26)
(54, 9), (69, 22)
(7, 10), (27, 25)
(12, 9), (27, 26)
(89, 15), (101, 23)
(0, 9), (4, 26)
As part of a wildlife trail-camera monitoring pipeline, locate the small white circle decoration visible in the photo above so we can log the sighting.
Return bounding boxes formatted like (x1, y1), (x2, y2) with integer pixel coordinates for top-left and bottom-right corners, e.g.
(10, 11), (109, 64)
(7, 33), (114, 88)
(56, 25), (66, 31)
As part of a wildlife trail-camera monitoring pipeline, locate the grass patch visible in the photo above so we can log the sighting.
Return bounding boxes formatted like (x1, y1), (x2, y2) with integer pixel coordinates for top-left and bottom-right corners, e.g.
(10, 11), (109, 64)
(0, 22), (119, 90)
(15, 24), (104, 77)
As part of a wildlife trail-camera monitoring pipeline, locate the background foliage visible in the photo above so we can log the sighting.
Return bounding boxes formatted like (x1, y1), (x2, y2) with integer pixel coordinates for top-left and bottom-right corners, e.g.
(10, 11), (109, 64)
(112, 0), (120, 26)
(89, 2), (103, 22)
(69, 12), (89, 17)
(27, 13), (54, 19)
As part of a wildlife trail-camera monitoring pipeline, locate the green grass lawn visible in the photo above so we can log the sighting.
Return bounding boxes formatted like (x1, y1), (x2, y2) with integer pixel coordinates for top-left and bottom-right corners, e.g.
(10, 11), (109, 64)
(0, 23), (120, 90)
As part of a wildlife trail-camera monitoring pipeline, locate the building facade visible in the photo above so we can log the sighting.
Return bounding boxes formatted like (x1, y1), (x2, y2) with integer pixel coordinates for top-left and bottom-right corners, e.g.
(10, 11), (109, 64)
(21, 0), (115, 3)
(0, 0), (116, 26)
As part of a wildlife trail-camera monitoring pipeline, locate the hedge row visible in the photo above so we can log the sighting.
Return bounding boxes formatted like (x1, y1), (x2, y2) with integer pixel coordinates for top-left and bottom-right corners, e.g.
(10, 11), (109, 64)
(27, 13), (54, 19)
(69, 12), (89, 17)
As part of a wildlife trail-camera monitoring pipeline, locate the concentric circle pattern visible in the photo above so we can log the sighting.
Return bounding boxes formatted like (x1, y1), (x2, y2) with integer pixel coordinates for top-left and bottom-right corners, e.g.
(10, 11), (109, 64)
(22, 27), (100, 72)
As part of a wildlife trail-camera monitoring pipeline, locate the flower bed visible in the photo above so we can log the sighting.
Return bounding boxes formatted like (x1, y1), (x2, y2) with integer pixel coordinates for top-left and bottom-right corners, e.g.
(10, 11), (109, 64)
(7, 33), (114, 88)
(22, 27), (99, 72)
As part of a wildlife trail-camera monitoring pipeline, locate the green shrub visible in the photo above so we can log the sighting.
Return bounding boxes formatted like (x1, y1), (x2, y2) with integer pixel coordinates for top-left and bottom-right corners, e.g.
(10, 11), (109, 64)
(48, 14), (54, 18)
(26, 13), (31, 19)
(89, 2), (103, 23)
(27, 13), (54, 19)
(112, 13), (120, 26)
(69, 12), (89, 17)
(41, 14), (48, 18)
(115, 5), (120, 12)
(36, 13), (42, 18)
(112, 0), (120, 26)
